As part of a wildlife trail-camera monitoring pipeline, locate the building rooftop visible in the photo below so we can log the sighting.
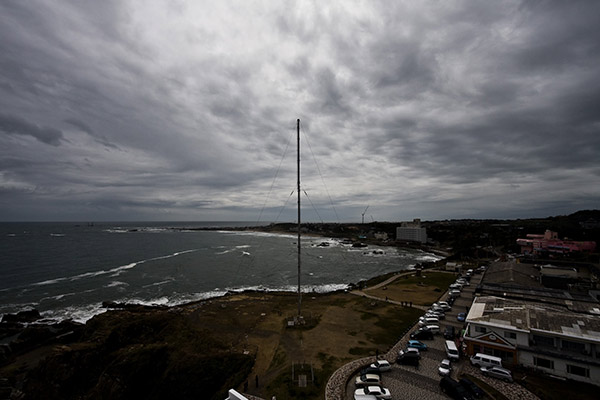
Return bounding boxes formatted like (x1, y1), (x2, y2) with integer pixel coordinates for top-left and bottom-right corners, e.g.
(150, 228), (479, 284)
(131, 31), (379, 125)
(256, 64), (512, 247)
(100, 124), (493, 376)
(468, 296), (600, 342)
(482, 261), (542, 288)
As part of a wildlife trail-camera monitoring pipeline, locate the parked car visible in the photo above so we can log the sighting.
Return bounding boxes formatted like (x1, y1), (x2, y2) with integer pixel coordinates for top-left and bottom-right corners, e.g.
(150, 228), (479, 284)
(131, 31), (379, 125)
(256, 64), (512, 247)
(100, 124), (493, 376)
(369, 359), (391, 372)
(422, 324), (440, 334)
(430, 305), (446, 313)
(407, 340), (428, 351)
(449, 289), (461, 298)
(404, 347), (420, 357)
(419, 317), (439, 326)
(459, 377), (485, 398)
(396, 350), (420, 366)
(457, 312), (467, 322)
(410, 328), (434, 340)
(354, 385), (392, 400)
(355, 373), (381, 387)
(423, 312), (441, 320)
(359, 366), (381, 376)
(444, 325), (456, 339)
(470, 353), (502, 368)
(436, 301), (452, 311)
(440, 377), (474, 400)
(438, 359), (452, 376)
(353, 392), (377, 400)
(427, 310), (445, 319)
(480, 366), (513, 382)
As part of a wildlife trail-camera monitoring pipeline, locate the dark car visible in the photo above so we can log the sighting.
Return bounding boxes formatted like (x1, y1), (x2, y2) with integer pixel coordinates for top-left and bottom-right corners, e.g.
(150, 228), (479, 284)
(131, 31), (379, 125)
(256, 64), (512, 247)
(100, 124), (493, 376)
(440, 377), (474, 400)
(457, 312), (467, 322)
(444, 325), (456, 339)
(410, 328), (434, 340)
(359, 366), (381, 376)
(459, 377), (485, 398)
(396, 350), (420, 366)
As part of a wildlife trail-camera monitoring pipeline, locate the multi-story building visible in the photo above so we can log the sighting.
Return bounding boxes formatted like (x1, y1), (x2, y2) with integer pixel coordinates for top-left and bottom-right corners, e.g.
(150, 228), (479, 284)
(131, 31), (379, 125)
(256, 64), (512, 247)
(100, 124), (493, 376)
(396, 219), (427, 243)
(516, 229), (596, 255)
(464, 296), (600, 385)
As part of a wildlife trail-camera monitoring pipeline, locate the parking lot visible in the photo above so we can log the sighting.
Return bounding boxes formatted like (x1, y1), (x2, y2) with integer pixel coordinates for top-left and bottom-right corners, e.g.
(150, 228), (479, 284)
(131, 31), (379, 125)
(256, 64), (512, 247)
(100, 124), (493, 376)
(346, 271), (482, 400)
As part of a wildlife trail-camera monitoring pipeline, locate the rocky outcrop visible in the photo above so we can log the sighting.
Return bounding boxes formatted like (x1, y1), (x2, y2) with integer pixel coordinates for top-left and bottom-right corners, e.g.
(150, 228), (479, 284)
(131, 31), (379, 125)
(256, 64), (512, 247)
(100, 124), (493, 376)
(1, 309), (41, 323)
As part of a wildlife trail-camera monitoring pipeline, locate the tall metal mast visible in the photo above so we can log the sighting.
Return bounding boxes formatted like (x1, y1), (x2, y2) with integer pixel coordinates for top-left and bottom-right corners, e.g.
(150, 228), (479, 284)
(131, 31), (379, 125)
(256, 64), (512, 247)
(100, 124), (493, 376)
(297, 118), (302, 317)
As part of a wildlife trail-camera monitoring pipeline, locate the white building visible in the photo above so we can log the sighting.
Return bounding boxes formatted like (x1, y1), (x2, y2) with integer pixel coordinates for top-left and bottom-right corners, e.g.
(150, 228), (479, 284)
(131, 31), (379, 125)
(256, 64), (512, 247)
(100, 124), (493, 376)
(396, 219), (427, 243)
(464, 296), (600, 386)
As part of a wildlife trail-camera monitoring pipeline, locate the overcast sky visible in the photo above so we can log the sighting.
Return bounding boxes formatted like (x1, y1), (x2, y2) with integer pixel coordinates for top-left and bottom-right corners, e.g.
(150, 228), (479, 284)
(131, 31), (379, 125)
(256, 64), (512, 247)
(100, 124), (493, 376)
(1, 1), (599, 222)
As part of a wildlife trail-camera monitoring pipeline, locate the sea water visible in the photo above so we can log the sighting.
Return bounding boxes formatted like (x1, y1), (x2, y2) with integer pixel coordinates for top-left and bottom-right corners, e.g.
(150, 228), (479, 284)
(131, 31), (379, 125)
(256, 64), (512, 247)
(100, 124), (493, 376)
(0, 222), (442, 323)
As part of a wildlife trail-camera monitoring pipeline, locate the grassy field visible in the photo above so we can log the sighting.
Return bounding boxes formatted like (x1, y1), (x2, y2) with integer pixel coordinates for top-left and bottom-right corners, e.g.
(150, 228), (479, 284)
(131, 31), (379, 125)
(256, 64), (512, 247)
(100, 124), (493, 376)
(184, 291), (424, 400)
(196, 271), (457, 399)
(366, 270), (457, 305)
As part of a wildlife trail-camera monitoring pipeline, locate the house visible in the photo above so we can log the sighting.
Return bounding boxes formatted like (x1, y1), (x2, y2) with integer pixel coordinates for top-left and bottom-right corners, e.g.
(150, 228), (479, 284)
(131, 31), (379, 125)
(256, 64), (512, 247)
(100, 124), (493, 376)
(463, 296), (600, 385)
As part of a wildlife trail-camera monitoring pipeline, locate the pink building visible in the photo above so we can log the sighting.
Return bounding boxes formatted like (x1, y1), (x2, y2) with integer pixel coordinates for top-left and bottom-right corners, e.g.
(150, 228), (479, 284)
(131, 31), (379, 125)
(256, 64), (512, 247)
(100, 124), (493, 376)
(516, 230), (596, 254)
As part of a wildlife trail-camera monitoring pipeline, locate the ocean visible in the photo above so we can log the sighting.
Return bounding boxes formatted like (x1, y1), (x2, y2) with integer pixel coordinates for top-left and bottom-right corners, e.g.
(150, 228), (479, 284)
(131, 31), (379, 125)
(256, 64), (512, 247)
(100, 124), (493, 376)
(0, 222), (442, 323)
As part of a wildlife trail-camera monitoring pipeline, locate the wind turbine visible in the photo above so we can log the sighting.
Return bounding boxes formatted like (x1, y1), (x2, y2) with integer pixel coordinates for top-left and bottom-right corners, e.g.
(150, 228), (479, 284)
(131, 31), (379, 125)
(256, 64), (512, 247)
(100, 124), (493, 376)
(361, 205), (369, 224)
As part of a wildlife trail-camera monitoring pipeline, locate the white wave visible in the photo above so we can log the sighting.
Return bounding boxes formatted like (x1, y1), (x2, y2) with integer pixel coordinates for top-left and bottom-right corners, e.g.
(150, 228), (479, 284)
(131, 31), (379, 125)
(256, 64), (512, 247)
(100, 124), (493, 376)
(105, 281), (129, 288)
(41, 304), (107, 324)
(215, 249), (235, 255)
(142, 280), (173, 288)
(416, 255), (443, 262)
(50, 233), (65, 237)
(30, 249), (198, 286)
(235, 245), (251, 249)
(32, 279), (60, 286)
(223, 283), (349, 294)
(222, 230), (318, 240)
(40, 292), (75, 302)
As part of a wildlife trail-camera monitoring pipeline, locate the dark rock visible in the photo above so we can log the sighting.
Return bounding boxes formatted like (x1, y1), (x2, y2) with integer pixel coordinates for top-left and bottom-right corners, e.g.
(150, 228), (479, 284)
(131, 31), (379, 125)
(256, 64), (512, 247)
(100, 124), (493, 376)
(1, 309), (41, 324)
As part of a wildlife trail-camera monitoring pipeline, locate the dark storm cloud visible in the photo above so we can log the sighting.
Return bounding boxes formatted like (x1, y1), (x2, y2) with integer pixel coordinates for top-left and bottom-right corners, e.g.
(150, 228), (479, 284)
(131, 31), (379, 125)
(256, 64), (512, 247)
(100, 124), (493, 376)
(0, 1), (598, 221)
(64, 118), (120, 150)
(0, 113), (65, 146)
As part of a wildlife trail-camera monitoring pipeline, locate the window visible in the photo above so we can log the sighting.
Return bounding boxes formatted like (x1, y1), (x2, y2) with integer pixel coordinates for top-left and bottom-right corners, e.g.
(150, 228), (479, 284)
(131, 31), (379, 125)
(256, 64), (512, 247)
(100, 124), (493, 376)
(567, 364), (590, 378)
(475, 326), (487, 334)
(534, 357), (554, 370)
(562, 340), (586, 353)
(532, 334), (554, 347)
(504, 331), (517, 340)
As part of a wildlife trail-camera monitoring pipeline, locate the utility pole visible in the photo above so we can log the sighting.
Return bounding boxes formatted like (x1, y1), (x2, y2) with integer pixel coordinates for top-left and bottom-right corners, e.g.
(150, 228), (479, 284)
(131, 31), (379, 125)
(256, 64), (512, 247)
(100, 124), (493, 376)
(297, 118), (302, 318)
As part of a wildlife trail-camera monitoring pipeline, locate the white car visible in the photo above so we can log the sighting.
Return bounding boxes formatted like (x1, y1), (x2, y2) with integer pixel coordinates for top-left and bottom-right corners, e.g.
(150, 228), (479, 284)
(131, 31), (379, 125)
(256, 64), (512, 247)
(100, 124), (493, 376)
(481, 366), (513, 382)
(355, 373), (381, 387)
(438, 359), (452, 376)
(422, 324), (440, 334)
(354, 385), (392, 400)
(405, 347), (420, 357)
(419, 317), (439, 326)
(369, 359), (391, 372)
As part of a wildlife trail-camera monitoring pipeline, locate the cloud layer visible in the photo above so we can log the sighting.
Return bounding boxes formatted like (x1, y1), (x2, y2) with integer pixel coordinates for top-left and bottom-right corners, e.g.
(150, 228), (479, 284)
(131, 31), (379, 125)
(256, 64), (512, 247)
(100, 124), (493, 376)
(1, 1), (599, 222)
